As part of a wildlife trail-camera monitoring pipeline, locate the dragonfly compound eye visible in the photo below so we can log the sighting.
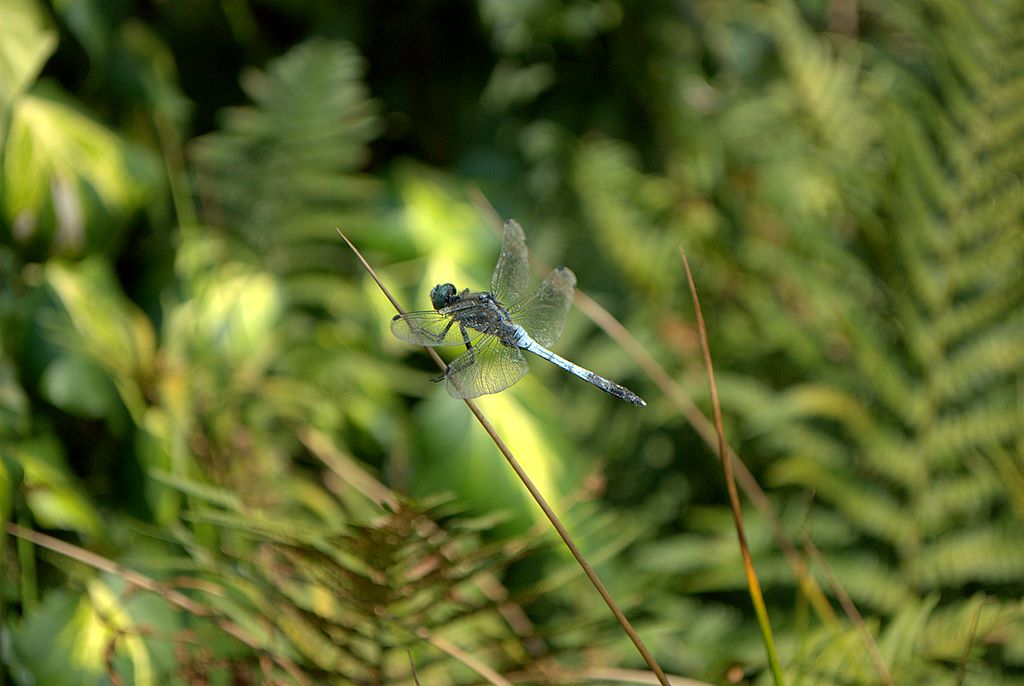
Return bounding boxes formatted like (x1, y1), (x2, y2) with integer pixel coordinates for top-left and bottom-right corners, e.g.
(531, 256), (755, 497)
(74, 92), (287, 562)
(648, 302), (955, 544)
(430, 283), (458, 309)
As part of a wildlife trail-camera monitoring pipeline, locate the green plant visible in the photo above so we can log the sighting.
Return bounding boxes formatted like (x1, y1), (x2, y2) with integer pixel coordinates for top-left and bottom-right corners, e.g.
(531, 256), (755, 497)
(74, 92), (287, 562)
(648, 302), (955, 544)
(2, 0), (1022, 683)
(573, 0), (1024, 681)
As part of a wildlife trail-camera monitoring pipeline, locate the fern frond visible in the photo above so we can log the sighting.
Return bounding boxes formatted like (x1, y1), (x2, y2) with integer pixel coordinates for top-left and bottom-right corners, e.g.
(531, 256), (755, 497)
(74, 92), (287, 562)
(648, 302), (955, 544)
(180, 498), (548, 683)
(914, 457), (1003, 535)
(771, 456), (913, 548)
(191, 39), (380, 306)
(571, 137), (681, 295)
(921, 595), (1023, 664)
(633, 3), (1024, 680)
(906, 525), (1024, 587)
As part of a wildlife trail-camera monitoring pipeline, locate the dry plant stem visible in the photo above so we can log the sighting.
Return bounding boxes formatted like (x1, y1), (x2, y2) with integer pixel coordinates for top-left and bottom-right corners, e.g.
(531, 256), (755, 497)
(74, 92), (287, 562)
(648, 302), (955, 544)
(415, 628), (513, 686)
(5, 522), (309, 686)
(407, 650), (422, 686)
(299, 426), (400, 509)
(956, 599), (987, 686)
(680, 249), (785, 686)
(339, 229), (672, 686)
(801, 535), (893, 686)
(576, 667), (713, 686)
(507, 667), (709, 686)
(466, 188), (836, 625)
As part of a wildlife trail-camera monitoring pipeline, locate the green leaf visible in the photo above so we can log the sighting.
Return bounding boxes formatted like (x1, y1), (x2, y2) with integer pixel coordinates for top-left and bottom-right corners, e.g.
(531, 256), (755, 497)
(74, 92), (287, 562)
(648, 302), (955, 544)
(86, 580), (156, 686)
(24, 486), (101, 537)
(50, 0), (190, 124)
(2, 91), (160, 258)
(45, 257), (155, 422)
(6, 579), (161, 686)
(191, 38), (380, 302)
(176, 262), (283, 362)
(13, 434), (102, 537)
(0, 0), (56, 117)
(40, 354), (121, 419)
(148, 469), (244, 511)
(0, 452), (25, 523)
(49, 0), (115, 65)
(0, 355), (31, 437)
(5, 589), (107, 685)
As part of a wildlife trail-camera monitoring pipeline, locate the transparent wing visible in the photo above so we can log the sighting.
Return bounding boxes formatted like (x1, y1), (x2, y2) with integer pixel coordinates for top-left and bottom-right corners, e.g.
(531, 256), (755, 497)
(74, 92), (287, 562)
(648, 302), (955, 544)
(390, 310), (472, 347)
(508, 267), (576, 348)
(444, 335), (529, 399)
(489, 219), (530, 305)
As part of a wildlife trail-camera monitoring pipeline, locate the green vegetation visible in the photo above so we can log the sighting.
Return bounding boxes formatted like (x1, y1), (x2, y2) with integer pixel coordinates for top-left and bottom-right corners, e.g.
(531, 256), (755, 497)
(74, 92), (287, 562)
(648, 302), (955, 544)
(1, 0), (1022, 683)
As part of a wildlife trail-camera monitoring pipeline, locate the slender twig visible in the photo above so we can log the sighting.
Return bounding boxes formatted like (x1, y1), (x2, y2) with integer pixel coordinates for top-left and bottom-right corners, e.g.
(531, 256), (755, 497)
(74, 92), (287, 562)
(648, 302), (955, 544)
(4, 523), (309, 686)
(800, 534), (891, 686)
(16, 513), (37, 612)
(415, 628), (514, 686)
(680, 249), (785, 685)
(407, 650), (422, 686)
(576, 667), (712, 685)
(339, 228), (671, 686)
(508, 665), (710, 686)
(298, 426), (400, 509)
(955, 597), (989, 686)
(467, 187), (836, 625)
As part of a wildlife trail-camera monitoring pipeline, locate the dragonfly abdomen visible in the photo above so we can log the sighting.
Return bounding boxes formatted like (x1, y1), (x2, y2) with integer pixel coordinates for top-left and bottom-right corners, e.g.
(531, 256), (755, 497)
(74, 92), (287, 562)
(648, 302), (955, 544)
(520, 337), (647, 407)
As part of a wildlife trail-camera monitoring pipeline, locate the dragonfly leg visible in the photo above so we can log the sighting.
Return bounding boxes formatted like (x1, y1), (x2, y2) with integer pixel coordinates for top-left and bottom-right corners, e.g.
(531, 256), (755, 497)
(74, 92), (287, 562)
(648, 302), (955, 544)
(434, 317), (456, 343)
(444, 324), (477, 375)
(433, 324), (476, 382)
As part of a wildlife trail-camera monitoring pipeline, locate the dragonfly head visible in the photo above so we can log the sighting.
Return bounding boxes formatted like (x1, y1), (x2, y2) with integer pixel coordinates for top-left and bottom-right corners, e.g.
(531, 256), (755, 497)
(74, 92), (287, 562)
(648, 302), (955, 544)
(429, 283), (459, 310)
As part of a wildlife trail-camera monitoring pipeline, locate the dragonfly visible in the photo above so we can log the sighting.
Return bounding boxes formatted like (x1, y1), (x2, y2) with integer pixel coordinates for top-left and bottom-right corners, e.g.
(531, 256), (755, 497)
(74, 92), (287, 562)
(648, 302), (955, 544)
(390, 220), (646, 407)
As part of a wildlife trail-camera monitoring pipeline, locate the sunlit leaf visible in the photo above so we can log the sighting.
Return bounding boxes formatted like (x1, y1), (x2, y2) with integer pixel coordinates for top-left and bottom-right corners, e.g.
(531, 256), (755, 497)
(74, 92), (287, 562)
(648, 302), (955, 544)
(45, 258), (155, 421)
(6, 589), (107, 685)
(0, 0), (56, 115)
(2, 91), (160, 258)
(86, 580), (155, 686)
(13, 434), (102, 537)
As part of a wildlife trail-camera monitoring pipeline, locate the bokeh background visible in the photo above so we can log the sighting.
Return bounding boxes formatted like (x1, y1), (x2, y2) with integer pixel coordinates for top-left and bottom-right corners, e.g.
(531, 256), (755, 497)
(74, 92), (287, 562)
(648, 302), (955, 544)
(2, 0), (1023, 684)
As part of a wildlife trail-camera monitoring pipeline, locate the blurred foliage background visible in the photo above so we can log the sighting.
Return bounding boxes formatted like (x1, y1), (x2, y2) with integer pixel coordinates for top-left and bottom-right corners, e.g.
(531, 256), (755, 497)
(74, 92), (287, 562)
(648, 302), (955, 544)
(1, 0), (1023, 684)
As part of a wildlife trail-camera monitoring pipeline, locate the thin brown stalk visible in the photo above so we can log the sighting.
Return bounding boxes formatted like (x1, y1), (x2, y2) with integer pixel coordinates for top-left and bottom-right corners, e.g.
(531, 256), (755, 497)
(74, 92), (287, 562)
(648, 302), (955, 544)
(467, 187), (835, 625)
(801, 534), (892, 686)
(339, 228), (671, 686)
(5, 522), (309, 685)
(956, 598), (988, 686)
(508, 665), (709, 686)
(576, 667), (712, 685)
(680, 249), (784, 685)
(299, 426), (400, 509)
(407, 650), (422, 686)
(415, 628), (513, 686)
